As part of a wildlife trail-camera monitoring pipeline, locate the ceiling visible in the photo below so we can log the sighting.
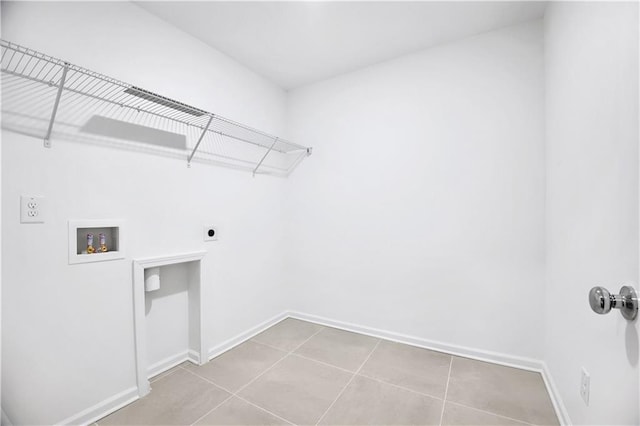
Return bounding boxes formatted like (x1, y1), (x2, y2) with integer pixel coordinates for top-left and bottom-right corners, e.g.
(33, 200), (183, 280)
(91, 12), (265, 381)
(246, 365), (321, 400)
(137, 1), (547, 90)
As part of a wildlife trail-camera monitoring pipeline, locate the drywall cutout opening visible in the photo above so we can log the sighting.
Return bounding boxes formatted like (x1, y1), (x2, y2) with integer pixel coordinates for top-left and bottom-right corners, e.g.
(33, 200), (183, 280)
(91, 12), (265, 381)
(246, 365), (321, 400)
(145, 263), (192, 378)
(132, 251), (206, 397)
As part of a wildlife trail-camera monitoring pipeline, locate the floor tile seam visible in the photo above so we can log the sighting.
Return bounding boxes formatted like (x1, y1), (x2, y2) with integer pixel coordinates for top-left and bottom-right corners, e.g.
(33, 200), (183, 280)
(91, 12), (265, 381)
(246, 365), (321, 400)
(179, 365), (237, 394)
(288, 326), (327, 354)
(355, 372), (445, 402)
(230, 327), (326, 395)
(313, 367), (358, 425)
(438, 357), (454, 425)
(287, 338), (451, 403)
(235, 351), (293, 395)
(250, 338), (294, 354)
(251, 324), (326, 353)
(289, 352), (357, 374)
(251, 337), (285, 350)
(179, 365), (298, 425)
(314, 339), (382, 425)
(179, 348), (290, 396)
(354, 339), (381, 375)
(232, 394), (297, 425)
(177, 327), (326, 426)
(443, 400), (535, 425)
(188, 393), (234, 426)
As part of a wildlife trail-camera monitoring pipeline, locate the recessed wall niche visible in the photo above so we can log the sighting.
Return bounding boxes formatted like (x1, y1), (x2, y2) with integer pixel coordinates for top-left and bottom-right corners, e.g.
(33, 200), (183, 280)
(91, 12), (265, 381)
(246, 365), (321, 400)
(68, 219), (125, 264)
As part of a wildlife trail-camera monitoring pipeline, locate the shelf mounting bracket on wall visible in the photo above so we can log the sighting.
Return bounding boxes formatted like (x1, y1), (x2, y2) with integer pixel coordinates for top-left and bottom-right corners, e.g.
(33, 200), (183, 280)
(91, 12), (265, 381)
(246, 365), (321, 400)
(253, 137), (278, 177)
(43, 62), (69, 148)
(187, 114), (214, 168)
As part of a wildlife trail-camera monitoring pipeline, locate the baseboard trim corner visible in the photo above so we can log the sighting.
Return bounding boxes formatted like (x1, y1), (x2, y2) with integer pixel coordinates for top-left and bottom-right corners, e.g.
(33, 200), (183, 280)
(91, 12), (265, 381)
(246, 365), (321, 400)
(207, 311), (289, 360)
(541, 362), (572, 426)
(57, 386), (138, 426)
(147, 351), (191, 380)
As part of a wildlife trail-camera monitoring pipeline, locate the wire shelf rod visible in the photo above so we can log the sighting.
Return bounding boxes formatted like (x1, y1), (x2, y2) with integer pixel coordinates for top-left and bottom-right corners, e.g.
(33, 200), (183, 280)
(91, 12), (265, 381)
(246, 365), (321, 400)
(188, 114), (214, 166)
(253, 137), (278, 176)
(43, 63), (69, 147)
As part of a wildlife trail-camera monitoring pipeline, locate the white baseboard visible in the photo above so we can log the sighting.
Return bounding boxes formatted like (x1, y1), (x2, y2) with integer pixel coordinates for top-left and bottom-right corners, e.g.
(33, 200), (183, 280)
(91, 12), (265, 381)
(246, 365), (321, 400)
(207, 311), (289, 360)
(188, 349), (201, 364)
(147, 351), (191, 380)
(288, 311), (543, 371)
(541, 362), (572, 425)
(57, 386), (138, 426)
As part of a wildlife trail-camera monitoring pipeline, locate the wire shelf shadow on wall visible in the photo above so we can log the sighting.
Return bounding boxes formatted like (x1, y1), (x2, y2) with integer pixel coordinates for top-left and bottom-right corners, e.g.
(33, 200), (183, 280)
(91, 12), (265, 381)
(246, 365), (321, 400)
(0, 40), (312, 177)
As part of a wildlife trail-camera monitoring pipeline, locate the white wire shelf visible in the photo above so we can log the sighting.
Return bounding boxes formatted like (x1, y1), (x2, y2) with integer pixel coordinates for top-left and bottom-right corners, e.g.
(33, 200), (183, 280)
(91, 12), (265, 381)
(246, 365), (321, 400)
(0, 40), (312, 176)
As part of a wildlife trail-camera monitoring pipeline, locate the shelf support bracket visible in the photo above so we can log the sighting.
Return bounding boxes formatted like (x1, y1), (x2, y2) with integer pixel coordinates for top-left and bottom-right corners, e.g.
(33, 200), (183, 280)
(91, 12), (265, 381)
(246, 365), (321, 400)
(253, 138), (278, 177)
(187, 115), (214, 167)
(43, 63), (69, 148)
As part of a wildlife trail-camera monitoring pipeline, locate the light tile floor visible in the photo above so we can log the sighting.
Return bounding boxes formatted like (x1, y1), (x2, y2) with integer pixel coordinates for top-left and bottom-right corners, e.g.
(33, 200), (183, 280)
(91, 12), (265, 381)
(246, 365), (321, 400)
(97, 318), (559, 426)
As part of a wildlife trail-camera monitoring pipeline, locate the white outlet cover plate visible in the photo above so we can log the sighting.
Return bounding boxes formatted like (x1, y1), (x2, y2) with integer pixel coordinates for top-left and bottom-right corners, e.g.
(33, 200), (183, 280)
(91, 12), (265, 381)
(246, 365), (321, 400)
(204, 225), (217, 241)
(20, 195), (45, 223)
(580, 367), (590, 406)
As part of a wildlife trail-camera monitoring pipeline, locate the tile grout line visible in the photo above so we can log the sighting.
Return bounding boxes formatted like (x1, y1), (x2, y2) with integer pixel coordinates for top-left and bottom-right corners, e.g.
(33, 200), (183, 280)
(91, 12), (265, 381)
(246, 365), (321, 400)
(314, 339), (382, 425)
(290, 352), (356, 374)
(251, 323), (327, 354)
(185, 355), (531, 426)
(261, 339), (447, 403)
(180, 363), (295, 426)
(282, 343), (449, 403)
(178, 367), (237, 426)
(233, 394), (296, 425)
(250, 338), (294, 353)
(235, 326), (326, 395)
(183, 326), (326, 426)
(438, 357), (453, 426)
(356, 371), (445, 402)
(289, 346), (448, 403)
(188, 392), (234, 426)
(185, 353), (524, 426)
(181, 365), (296, 425)
(444, 400), (534, 425)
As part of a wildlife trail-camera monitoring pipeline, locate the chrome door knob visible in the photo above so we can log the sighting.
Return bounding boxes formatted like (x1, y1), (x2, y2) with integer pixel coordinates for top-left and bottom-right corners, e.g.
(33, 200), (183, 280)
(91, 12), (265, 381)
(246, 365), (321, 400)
(589, 286), (612, 314)
(589, 285), (638, 320)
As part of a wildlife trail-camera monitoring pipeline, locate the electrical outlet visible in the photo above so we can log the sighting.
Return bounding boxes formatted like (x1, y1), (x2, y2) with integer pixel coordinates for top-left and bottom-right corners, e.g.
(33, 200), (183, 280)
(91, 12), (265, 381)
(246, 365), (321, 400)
(580, 367), (590, 405)
(203, 225), (217, 241)
(20, 195), (45, 223)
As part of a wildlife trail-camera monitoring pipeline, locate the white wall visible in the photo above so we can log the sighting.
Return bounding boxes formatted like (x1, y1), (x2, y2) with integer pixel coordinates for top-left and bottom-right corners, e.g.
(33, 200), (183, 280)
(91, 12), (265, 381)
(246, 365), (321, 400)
(285, 21), (545, 360)
(1, 2), (290, 424)
(4, 3), (638, 425)
(145, 263), (190, 373)
(544, 2), (639, 425)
